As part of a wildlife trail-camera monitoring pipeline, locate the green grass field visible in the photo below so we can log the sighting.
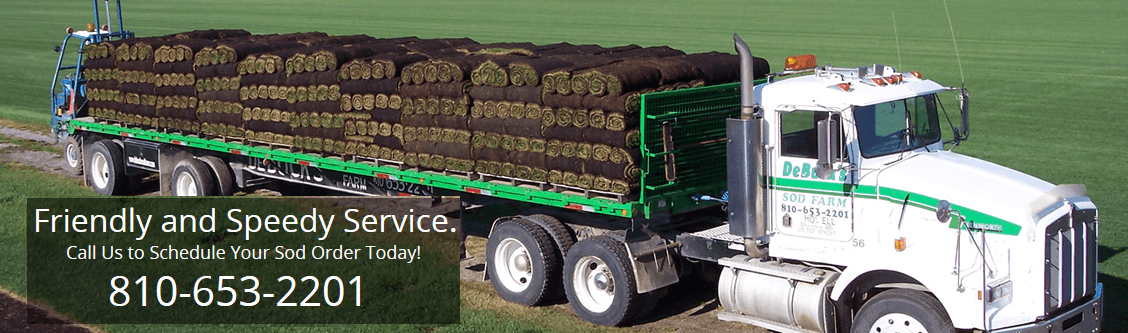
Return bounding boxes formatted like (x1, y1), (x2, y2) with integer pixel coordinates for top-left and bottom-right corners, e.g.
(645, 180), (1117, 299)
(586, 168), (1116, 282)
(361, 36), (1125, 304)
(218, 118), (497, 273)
(1, 0), (1125, 330)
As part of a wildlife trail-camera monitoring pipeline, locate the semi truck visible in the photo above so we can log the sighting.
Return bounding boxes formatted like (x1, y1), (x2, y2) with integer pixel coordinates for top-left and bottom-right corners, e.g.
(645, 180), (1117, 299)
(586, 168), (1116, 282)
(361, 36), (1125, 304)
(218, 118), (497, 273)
(49, 1), (1102, 332)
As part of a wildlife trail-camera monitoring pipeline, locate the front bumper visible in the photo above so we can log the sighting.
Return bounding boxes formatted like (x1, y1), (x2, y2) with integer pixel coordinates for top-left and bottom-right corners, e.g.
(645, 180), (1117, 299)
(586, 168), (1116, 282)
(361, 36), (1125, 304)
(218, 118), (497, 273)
(991, 283), (1103, 333)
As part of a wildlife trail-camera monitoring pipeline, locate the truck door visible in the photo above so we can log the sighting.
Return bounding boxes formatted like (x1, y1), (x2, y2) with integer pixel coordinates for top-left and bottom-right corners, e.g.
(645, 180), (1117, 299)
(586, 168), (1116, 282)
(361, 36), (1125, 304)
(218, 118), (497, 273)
(771, 110), (854, 242)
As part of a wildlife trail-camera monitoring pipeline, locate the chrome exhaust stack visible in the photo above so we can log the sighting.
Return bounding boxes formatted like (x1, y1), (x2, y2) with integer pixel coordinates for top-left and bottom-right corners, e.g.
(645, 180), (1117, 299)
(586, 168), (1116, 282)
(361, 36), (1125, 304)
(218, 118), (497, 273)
(727, 34), (768, 258)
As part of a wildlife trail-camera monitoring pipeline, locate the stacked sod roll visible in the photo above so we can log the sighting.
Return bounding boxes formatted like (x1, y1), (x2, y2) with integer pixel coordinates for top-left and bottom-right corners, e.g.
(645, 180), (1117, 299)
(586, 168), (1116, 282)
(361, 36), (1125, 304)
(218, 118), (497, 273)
(84, 30), (768, 198)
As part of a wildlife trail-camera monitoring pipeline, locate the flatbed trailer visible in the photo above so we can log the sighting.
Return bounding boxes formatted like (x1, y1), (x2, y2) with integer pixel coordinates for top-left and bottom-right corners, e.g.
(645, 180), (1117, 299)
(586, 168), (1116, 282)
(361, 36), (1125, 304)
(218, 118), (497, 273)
(64, 82), (743, 221)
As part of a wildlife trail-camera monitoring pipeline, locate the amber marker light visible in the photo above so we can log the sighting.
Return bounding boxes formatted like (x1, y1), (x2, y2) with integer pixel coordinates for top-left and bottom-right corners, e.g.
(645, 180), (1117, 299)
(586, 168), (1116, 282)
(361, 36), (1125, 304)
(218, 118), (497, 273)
(894, 237), (906, 251)
(784, 54), (818, 71)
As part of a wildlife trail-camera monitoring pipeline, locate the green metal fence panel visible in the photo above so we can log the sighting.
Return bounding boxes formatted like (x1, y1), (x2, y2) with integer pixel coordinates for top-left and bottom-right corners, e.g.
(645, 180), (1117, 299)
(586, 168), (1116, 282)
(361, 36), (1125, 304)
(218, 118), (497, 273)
(639, 82), (741, 218)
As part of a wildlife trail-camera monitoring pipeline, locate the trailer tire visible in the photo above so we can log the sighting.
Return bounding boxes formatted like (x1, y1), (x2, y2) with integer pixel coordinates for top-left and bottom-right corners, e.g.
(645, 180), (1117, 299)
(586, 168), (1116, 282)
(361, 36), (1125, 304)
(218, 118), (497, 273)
(170, 158), (216, 196)
(564, 235), (644, 327)
(486, 218), (560, 306)
(850, 289), (954, 333)
(525, 214), (574, 260)
(198, 155), (236, 196)
(63, 136), (83, 176)
(86, 140), (125, 195)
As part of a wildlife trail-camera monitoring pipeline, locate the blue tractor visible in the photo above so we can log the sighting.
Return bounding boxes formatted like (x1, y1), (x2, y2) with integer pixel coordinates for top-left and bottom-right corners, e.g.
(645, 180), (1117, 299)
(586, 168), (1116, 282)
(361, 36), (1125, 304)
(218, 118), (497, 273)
(50, 0), (133, 175)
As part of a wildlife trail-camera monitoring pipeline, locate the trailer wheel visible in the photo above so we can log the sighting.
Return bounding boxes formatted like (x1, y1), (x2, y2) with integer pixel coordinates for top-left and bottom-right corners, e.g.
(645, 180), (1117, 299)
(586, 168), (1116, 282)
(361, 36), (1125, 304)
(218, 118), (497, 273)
(63, 136), (83, 176)
(86, 140), (125, 195)
(486, 218), (561, 306)
(850, 289), (954, 333)
(198, 155), (236, 196)
(564, 235), (645, 326)
(170, 158), (216, 196)
(525, 214), (574, 256)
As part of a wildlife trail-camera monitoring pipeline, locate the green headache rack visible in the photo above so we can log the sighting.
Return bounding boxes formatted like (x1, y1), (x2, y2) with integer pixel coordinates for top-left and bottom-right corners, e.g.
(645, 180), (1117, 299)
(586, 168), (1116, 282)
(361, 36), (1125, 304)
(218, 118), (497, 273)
(640, 82), (746, 219)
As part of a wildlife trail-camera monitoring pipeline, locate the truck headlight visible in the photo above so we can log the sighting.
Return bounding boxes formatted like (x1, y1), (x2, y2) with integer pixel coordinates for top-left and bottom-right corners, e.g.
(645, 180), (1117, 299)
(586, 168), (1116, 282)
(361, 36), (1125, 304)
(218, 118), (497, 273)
(988, 280), (1013, 303)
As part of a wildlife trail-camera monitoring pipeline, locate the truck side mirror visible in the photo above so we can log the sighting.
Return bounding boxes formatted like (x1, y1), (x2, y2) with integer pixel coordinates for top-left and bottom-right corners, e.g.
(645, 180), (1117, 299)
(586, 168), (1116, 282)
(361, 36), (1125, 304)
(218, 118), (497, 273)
(816, 118), (839, 179)
(936, 200), (952, 223)
(958, 88), (970, 140)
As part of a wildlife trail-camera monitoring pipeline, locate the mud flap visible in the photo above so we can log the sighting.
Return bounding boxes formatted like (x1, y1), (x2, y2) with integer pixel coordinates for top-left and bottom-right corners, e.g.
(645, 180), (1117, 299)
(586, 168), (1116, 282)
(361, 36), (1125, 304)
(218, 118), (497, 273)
(624, 229), (680, 293)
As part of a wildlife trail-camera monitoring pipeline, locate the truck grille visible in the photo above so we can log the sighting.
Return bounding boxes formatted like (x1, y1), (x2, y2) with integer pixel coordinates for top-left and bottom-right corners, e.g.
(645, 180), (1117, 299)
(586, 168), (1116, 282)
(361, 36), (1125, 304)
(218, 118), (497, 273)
(1044, 207), (1097, 313)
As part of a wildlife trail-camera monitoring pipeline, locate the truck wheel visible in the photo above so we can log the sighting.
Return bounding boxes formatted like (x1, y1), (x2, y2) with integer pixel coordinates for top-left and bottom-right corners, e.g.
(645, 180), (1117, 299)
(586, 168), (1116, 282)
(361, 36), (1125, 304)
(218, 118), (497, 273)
(564, 235), (644, 326)
(170, 158), (216, 196)
(63, 136), (83, 176)
(486, 218), (560, 306)
(525, 214), (574, 256)
(198, 155), (236, 196)
(850, 289), (954, 333)
(86, 140), (125, 195)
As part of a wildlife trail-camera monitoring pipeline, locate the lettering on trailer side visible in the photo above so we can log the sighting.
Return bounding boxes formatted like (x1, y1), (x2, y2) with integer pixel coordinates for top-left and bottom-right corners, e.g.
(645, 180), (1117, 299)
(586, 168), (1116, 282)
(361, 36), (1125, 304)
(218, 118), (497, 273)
(341, 174), (368, 191)
(243, 156), (433, 196)
(246, 156), (324, 183)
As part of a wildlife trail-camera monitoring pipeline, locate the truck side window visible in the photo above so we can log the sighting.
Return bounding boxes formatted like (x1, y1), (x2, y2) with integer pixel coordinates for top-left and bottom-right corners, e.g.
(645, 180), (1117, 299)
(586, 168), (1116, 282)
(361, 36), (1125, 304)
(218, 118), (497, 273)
(780, 111), (841, 159)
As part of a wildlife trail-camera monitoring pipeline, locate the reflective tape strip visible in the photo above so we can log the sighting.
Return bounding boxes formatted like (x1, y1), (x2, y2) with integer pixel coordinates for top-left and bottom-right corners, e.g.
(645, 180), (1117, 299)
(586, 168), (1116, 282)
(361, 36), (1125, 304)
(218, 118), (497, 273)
(465, 187), (491, 196)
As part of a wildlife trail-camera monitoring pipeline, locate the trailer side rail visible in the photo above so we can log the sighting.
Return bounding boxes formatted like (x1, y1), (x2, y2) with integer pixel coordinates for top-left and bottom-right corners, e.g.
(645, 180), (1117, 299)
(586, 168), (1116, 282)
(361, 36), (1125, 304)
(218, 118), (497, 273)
(69, 120), (636, 217)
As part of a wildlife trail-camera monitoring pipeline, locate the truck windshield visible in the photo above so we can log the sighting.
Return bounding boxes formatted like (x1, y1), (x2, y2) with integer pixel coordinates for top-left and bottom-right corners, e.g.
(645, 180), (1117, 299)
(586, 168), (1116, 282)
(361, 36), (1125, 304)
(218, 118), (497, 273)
(852, 94), (941, 158)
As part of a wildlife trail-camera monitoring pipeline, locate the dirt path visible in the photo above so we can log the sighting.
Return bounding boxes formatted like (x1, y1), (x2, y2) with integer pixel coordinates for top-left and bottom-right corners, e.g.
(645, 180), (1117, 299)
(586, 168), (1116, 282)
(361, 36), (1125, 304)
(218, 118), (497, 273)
(459, 250), (762, 333)
(0, 124), (763, 333)
(0, 143), (70, 175)
(0, 127), (54, 143)
(0, 289), (98, 333)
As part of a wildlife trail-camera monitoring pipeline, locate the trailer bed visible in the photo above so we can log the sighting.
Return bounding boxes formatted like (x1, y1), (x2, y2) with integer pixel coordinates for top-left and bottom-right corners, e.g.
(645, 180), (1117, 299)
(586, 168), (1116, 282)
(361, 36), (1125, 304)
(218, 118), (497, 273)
(68, 82), (743, 219)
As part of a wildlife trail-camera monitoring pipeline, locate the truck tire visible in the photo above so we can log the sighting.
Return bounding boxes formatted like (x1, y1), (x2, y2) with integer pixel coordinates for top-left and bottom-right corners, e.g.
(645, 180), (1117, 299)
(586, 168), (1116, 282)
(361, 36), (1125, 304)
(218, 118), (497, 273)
(86, 140), (126, 195)
(850, 289), (954, 333)
(198, 155), (236, 196)
(564, 235), (646, 326)
(63, 136), (83, 176)
(486, 218), (560, 306)
(170, 158), (216, 196)
(525, 214), (574, 261)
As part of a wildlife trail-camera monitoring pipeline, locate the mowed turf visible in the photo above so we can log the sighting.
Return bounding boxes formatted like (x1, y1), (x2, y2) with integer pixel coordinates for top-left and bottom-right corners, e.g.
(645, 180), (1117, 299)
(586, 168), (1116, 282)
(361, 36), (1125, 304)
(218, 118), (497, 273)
(1, 0), (1125, 329)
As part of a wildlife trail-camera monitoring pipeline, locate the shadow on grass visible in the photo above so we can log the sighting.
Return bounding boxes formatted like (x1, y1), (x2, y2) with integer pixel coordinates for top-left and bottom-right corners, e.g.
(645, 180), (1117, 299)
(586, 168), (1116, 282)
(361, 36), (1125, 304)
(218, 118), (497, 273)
(1099, 272), (1125, 330)
(632, 272), (722, 326)
(1099, 245), (1126, 331)
(1099, 245), (1124, 264)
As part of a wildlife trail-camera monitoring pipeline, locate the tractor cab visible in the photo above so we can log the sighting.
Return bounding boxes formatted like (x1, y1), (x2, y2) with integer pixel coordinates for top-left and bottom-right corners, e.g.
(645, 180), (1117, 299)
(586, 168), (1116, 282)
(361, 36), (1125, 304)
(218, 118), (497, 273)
(50, 0), (132, 139)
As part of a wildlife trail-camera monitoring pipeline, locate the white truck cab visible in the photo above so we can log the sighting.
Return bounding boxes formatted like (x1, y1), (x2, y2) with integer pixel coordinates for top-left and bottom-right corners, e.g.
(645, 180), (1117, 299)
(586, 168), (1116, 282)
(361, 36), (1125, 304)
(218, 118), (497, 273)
(748, 61), (1103, 332)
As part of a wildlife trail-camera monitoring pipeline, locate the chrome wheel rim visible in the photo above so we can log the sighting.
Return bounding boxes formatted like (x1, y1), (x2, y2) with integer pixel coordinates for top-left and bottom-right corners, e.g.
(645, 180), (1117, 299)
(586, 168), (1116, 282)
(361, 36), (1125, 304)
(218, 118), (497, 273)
(90, 152), (110, 189)
(494, 238), (532, 292)
(175, 171), (199, 196)
(65, 142), (80, 168)
(572, 255), (614, 313)
(869, 313), (928, 333)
